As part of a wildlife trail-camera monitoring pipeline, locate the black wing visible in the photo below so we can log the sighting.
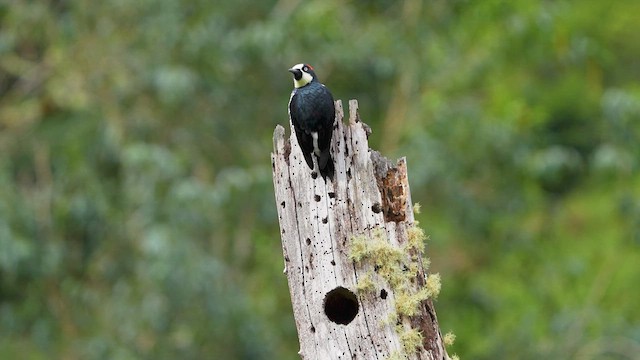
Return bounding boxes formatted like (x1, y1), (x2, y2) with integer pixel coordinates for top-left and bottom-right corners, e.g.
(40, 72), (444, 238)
(289, 92), (315, 169)
(315, 85), (335, 157)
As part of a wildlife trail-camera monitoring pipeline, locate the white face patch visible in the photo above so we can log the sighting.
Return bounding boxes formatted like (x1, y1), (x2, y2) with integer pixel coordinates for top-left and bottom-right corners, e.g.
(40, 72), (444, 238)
(291, 63), (314, 88)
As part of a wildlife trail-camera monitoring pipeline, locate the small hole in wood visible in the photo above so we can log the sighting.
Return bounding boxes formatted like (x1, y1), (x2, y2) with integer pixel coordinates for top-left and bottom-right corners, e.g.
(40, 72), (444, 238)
(323, 287), (359, 325)
(322, 217), (328, 224)
(281, 201), (286, 208)
(310, 326), (316, 333)
(314, 194), (321, 202)
(311, 171), (318, 179)
(306, 238), (311, 245)
(380, 289), (388, 299)
(371, 202), (382, 213)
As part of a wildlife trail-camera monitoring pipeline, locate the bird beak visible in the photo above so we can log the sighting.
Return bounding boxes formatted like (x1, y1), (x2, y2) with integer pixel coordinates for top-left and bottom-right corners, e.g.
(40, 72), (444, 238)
(288, 68), (302, 80)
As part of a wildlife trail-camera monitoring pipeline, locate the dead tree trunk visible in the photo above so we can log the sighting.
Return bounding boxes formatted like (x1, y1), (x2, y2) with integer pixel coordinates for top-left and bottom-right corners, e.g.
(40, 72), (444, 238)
(271, 100), (449, 360)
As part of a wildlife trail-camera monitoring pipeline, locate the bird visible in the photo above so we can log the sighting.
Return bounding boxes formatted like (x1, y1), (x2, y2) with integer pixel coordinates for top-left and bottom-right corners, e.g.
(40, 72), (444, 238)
(288, 63), (335, 180)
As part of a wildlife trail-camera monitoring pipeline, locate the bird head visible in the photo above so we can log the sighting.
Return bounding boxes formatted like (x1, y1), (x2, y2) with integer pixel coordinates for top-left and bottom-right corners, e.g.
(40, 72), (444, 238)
(288, 63), (316, 88)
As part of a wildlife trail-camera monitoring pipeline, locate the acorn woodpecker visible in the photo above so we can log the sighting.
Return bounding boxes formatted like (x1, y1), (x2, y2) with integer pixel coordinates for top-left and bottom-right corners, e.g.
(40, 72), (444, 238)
(288, 63), (335, 180)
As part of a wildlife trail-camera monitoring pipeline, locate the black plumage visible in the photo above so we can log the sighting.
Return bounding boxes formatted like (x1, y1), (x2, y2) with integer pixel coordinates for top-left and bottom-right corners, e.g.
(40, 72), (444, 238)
(288, 64), (335, 180)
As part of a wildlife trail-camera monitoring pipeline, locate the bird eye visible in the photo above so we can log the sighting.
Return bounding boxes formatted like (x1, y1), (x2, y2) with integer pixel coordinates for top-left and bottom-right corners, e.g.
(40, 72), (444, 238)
(303, 66), (309, 72)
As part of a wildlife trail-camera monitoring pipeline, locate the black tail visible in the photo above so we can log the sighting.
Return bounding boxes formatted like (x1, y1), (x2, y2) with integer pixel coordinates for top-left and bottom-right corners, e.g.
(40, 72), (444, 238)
(319, 154), (334, 181)
(302, 151), (314, 170)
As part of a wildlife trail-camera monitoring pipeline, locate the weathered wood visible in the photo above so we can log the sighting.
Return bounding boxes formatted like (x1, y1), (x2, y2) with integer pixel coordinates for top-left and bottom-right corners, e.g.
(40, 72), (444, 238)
(272, 99), (449, 360)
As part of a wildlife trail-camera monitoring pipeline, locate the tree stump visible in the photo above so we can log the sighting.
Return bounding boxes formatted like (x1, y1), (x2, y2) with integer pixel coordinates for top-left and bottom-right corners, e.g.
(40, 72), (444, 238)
(271, 99), (449, 360)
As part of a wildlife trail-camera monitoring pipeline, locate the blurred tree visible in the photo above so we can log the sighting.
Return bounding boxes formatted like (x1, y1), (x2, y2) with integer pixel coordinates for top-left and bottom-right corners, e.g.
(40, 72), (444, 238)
(0, 0), (639, 359)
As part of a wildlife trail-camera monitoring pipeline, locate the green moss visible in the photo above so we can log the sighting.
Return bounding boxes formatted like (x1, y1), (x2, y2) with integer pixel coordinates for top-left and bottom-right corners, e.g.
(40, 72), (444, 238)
(348, 231), (404, 264)
(385, 351), (406, 360)
(444, 331), (456, 347)
(395, 287), (431, 317)
(378, 261), (406, 290)
(369, 239), (405, 264)
(406, 223), (427, 254)
(422, 256), (431, 271)
(348, 234), (370, 262)
(380, 311), (398, 327)
(355, 272), (375, 294)
(425, 273), (441, 299)
(413, 202), (421, 215)
(397, 325), (424, 353)
(348, 224), (440, 358)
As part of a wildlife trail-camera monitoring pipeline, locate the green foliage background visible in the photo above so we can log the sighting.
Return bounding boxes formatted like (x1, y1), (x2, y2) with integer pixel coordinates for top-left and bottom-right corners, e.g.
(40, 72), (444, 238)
(1, 0), (639, 359)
